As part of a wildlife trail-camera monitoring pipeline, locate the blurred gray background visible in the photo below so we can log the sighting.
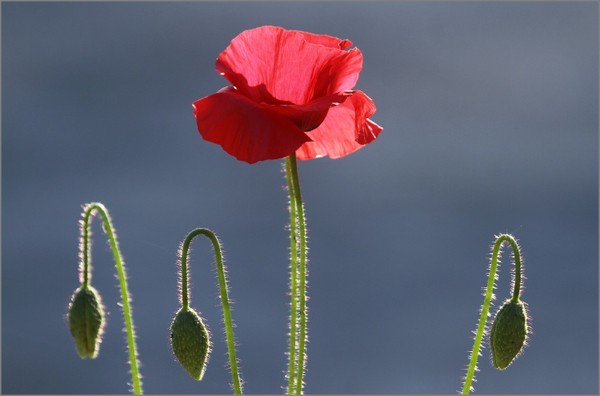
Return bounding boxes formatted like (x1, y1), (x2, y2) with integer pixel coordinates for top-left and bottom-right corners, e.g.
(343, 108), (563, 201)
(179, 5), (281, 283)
(2, 2), (598, 394)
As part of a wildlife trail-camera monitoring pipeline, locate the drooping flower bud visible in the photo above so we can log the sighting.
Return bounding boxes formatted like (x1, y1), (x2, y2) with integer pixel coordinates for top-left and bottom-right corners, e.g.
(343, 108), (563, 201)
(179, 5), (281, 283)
(490, 299), (528, 370)
(67, 286), (106, 359)
(170, 307), (211, 380)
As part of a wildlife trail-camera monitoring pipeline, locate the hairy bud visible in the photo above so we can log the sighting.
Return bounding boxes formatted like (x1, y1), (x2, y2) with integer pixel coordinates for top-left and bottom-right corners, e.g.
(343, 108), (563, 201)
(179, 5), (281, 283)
(490, 299), (528, 370)
(67, 286), (105, 359)
(170, 307), (211, 380)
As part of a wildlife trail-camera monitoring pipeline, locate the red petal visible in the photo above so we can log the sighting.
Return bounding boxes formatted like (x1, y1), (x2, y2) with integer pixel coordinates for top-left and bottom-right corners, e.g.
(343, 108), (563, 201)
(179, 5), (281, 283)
(295, 91), (383, 160)
(267, 92), (350, 132)
(298, 31), (353, 50)
(194, 87), (311, 164)
(216, 26), (363, 106)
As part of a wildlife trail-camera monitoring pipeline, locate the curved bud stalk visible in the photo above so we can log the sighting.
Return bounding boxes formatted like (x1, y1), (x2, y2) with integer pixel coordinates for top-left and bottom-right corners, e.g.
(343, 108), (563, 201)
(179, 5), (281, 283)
(170, 228), (243, 394)
(66, 202), (143, 395)
(461, 234), (530, 395)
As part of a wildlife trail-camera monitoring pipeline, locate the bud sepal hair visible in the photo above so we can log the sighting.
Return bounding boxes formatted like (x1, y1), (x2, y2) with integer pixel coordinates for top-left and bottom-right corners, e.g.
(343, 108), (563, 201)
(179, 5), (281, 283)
(170, 307), (211, 381)
(490, 299), (529, 370)
(67, 285), (106, 359)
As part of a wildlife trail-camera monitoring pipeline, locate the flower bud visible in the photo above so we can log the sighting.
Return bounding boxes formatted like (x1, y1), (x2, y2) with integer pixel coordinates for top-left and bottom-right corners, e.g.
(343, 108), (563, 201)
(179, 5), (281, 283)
(170, 307), (211, 380)
(67, 286), (105, 359)
(490, 299), (528, 370)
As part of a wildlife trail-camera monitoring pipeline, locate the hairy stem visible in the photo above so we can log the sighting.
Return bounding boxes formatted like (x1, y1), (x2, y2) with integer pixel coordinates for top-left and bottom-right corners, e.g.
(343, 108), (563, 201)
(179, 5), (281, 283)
(81, 202), (142, 395)
(284, 158), (299, 394)
(462, 234), (523, 395)
(287, 154), (308, 395)
(179, 228), (243, 394)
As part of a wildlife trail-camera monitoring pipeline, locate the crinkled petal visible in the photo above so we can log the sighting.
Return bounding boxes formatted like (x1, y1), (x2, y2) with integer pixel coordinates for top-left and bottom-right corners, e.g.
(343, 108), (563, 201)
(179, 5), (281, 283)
(216, 26), (363, 106)
(267, 93), (350, 132)
(352, 91), (384, 145)
(295, 90), (383, 160)
(299, 31), (353, 49)
(194, 87), (311, 164)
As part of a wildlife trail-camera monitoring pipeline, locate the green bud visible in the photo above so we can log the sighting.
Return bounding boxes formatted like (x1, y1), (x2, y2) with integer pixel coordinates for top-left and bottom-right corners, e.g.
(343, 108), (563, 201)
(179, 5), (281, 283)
(490, 299), (528, 370)
(67, 286), (105, 359)
(170, 307), (211, 380)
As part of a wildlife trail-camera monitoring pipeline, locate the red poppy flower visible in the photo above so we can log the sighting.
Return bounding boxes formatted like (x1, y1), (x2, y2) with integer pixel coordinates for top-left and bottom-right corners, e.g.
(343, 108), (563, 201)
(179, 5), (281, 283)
(193, 25), (382, 164)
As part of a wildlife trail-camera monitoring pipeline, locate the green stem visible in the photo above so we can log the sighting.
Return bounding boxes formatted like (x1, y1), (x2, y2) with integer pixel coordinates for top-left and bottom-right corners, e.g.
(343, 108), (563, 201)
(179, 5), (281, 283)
(287, 154), (308, 395)
(461, 234), (523, 395)
(507, 237), (522, 303)
(81, 203), (143, 395)
(284, 158), (299, 394)
(179, 228), (243, 395)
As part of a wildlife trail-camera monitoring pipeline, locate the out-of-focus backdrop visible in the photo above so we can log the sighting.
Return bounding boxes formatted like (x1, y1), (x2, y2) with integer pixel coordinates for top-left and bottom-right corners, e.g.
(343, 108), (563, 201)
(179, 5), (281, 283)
(2, 2), (598, 394)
